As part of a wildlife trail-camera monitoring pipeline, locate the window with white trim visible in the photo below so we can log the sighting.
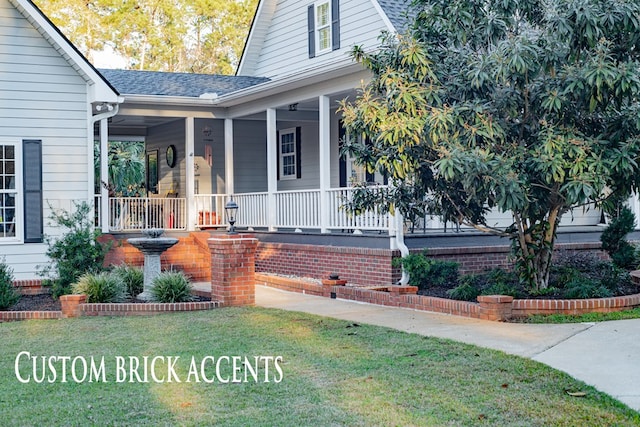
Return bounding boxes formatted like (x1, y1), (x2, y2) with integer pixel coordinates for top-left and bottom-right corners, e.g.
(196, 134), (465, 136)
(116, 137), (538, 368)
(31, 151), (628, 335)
(279, 128), (297, 179)
(308, 0), (340, 58)
(315, 1), (332, 54)
(0, 140), (23, 242)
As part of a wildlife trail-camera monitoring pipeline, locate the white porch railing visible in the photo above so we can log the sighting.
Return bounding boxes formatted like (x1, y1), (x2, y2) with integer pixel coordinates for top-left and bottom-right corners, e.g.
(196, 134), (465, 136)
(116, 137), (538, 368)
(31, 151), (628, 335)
(276, 189), (321, 228)
(327, 187), (391, 231)
(194, 194), (228, 227)
(233, 192), (269, 228)
(108, 197), (187, 231)
(193, 192), (271, 228)
(101, 188), (391, 233)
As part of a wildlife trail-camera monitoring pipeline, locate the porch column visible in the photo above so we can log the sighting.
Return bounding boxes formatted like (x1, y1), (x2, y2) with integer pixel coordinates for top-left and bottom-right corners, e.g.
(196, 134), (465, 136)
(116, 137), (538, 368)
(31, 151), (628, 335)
(224, 119), (235, 195)
(186, 117), (196, 231)
(266, 108), (277, 231)
(319, 95), (331, 233)
(100, 118), (110, 232)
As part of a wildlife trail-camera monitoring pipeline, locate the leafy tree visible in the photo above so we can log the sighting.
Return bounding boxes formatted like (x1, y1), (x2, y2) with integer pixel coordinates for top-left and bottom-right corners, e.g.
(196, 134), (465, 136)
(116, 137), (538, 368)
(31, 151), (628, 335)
(34, 0), (258, 74)
(339, 0), (640, 291)
(94, 140), (146, 196)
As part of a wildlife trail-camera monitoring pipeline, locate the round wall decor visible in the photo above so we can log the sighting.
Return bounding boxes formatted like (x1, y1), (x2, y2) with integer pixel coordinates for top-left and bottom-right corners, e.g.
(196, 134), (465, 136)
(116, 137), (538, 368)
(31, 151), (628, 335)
(166, 145), (177, 168)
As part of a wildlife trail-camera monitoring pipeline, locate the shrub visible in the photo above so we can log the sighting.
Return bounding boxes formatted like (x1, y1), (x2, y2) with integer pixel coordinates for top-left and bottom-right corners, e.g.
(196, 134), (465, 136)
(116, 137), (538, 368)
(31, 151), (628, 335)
(428, 261), (460, 288)
(600, 207), (637, 269)
(563, 277), (613, 299)
(112, 264), (144, 297)
(151, 271), (193, 303)
(550, 251), (633, 297)
(39, 202), (110, 298)
(396, 252), (432, 288)
(0, 260), (19, 310)
(481, 269), (521, 298)
(72, 272), (127, 303)
(398, 252), (459, 290)
(447, 277), (481, 301)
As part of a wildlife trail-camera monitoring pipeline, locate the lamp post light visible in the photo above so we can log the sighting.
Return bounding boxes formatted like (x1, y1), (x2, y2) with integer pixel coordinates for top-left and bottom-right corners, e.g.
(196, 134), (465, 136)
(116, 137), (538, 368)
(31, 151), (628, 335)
(225, 198), (239, 234)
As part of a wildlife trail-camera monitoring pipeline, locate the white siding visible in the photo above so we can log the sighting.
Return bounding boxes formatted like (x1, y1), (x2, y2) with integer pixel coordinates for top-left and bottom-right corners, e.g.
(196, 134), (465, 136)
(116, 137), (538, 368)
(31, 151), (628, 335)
(250, 0), (388, 78)
(276, 121), (320, 191)
(194, 119), (226, 194)
(0, 0), (90, 279)
(234, 120), (268, 193)
(146, 120), (186, 197)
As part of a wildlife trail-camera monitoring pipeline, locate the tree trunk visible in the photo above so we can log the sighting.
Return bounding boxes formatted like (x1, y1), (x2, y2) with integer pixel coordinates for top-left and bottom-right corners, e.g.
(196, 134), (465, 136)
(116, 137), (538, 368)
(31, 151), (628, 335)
(512, 208), (560, 291)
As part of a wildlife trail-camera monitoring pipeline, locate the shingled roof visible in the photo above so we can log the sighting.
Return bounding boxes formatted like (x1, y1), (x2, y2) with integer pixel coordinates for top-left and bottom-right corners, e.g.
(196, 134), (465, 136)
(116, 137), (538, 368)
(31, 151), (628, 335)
(99, 69), (270, 98)
(378, 0), (413, 31)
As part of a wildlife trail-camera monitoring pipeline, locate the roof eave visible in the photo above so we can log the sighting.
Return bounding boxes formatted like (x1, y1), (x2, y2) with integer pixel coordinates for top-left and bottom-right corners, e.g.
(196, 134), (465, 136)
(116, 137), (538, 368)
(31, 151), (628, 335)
(217, 60), (366, 107)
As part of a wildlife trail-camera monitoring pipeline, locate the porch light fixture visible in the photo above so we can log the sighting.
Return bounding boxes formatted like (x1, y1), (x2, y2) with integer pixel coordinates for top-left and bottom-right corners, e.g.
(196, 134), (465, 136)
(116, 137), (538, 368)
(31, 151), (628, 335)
(288, 103), (298, 111)
(225, 198), (239, 234)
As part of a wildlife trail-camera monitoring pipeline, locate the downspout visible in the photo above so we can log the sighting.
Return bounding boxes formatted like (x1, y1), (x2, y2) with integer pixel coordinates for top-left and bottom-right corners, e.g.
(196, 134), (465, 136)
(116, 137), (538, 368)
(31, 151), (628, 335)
(90, 103), (120, 233)
(395, 210), (410, 285)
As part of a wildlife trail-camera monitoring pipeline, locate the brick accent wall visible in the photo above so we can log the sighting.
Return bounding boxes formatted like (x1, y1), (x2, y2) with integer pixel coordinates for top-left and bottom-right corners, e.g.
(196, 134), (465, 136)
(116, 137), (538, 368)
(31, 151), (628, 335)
(12, 279), (47, 295)
(102, 232), (212, 281)
(415, 242), (609, 274)
(209, 234), (258, 307)
(256, 243), (402, 286)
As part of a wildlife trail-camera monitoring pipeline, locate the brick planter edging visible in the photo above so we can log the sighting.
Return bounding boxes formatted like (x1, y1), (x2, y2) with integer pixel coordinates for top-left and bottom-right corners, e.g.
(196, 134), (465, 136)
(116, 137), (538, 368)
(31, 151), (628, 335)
(512, 293), (640, 317)
(0, 311), (62, 322)
(82, 301), (220, 316)
(256, 273), (640, 321)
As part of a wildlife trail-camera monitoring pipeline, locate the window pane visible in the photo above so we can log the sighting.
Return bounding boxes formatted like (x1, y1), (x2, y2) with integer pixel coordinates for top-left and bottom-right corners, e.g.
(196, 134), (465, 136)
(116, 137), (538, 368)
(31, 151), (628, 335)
(317, 3), (329, 26)
(283, 155), (295, 176)
(319, 28), (331, 51)
(6, 161), (14, 175)
(6, 145), (14, 160)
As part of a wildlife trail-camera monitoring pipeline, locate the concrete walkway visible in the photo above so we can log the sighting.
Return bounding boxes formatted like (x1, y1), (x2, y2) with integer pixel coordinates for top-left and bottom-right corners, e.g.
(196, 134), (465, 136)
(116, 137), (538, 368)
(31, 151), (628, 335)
(255, 285), (640, 412)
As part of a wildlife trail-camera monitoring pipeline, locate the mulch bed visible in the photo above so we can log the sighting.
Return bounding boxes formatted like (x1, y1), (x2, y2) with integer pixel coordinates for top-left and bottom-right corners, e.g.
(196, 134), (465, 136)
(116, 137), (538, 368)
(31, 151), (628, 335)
(6, 294), (211, 312)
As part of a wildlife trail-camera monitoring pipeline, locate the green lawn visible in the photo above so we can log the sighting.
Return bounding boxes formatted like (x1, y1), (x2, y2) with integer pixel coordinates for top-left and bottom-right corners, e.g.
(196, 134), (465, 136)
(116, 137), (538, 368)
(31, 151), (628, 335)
(1, 308), (638, 426)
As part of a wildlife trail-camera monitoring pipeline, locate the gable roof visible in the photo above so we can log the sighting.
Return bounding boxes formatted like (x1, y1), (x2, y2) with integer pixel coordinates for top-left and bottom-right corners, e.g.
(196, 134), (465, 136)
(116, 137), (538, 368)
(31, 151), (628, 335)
(8, 0), (119, 103)
(99, 69), (269, 98)
(237, 0), (413, 77)
(376, 0), (412, 31)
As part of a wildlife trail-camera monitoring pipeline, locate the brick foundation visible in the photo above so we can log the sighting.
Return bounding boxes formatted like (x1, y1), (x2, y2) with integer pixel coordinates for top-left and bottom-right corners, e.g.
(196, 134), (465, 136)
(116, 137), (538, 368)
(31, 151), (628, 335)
(414, 242), (609, 274)
(209, 234), (258, 307)
(256, 242), (402, 286)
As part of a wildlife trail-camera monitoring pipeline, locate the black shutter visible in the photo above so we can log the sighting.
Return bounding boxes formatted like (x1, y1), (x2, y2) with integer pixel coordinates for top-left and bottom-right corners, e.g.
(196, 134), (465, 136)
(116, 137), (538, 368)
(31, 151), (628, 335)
(331, 0), (340, 51)
(295, 127), (302, 179)
(23, 139), (43, 243)
(276, 130), (280, 180)
(338, 121), (347, 187)
(308, 5), (316, 58)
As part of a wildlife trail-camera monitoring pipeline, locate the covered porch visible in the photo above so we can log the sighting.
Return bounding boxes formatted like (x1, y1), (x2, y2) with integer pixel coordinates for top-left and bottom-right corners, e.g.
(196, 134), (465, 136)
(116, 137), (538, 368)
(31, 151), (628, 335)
(94, 68), (606, 244)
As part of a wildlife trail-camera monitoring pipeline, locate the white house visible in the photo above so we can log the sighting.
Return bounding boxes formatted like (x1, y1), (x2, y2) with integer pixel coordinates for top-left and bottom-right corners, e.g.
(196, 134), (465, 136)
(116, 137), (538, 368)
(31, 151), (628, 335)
(0, 0), (119, 280)
(0, 0), (607, 281)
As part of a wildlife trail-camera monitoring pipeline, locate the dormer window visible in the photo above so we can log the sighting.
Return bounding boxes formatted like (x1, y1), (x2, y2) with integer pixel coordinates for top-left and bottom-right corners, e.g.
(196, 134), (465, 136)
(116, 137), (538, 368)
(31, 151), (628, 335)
(308, 0), (340, 58)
